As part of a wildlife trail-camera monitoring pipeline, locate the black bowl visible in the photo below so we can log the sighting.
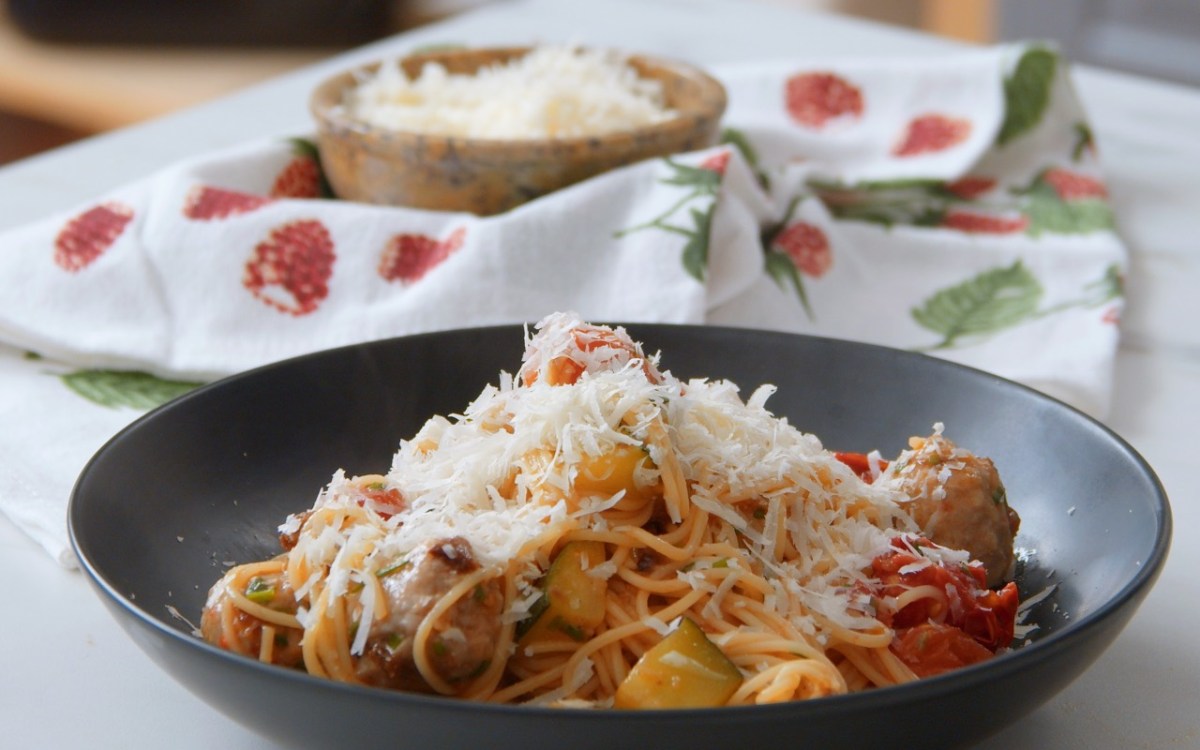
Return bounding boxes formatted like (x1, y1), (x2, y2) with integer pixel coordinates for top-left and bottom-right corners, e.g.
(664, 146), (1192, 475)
(69, 324), (1170, 750)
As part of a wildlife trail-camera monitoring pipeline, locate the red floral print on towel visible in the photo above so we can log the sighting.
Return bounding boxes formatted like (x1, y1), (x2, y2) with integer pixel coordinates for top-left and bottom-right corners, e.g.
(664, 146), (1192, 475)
(183, 186), (273, 220)
(378, 227), (467, 284)
(1041, 167), (1108, 200)
(53, 202), (134, 272)
(270, 156), (323, 199)
(269, 138), (330, 199)
(784, 72), (864, 129)
(944, 176), (997, 200)
(772, 221), (833, 278)
(243, 219), (336, 315)
(698, 150), (731, 176)
(941, 210), (1030, 235)
(893, 114), (971, 157)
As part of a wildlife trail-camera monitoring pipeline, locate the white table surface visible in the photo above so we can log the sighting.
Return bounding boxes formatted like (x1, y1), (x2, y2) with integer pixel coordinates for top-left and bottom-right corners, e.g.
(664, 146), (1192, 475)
(1, 1), (1196, 747)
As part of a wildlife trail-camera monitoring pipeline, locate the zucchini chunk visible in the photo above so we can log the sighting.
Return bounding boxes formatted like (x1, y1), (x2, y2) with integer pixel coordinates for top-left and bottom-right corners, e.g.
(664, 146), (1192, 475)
(614, 618), (743, 709)
(518, 541), (608, 645)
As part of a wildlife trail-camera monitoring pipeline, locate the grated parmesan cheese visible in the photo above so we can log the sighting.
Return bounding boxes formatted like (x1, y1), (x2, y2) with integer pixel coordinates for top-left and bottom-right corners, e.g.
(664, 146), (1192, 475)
(343, 45), (676, 139)
(702, 569), (743, 621)
(584, 560), (618, 580)
(525, 657), (596, 705)
(1014, 584), (1058, 641)
(284, 312), (1012, 679)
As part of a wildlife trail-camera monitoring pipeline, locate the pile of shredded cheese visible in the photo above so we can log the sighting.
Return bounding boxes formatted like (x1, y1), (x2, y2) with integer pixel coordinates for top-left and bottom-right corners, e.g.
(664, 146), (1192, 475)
(287, 312), (929, 641)
(342, 45), (676, 139)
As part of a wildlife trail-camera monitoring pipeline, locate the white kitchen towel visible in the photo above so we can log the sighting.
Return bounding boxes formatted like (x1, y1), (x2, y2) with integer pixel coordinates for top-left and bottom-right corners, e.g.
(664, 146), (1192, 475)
(0, 44), (1126, 567)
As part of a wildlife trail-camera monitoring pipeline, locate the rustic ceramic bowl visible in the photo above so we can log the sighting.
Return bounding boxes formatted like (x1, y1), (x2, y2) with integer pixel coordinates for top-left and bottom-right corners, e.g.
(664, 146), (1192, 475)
(309, 47), (728, 215)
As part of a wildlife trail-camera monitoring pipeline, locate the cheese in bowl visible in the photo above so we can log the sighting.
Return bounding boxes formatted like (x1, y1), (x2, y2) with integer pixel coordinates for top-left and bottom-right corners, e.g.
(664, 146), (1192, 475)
(342, 45), (677, 140)
(309, 45), (727, 214)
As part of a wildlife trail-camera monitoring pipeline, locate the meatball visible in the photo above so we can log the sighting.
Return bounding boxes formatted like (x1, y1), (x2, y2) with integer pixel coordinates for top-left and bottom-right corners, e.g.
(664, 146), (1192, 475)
(200, 563), (304, 668)
(356, 537), (504, 692)
(884, 432), (1020, 587)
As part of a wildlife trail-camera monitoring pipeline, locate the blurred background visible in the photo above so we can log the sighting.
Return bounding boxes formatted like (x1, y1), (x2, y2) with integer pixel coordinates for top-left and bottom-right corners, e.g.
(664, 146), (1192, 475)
(1, 0), (1197, 166)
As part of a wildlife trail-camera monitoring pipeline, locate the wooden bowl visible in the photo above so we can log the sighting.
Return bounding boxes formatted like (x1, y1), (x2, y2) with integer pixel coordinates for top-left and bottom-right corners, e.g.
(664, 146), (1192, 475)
(309, 47), (728, 215)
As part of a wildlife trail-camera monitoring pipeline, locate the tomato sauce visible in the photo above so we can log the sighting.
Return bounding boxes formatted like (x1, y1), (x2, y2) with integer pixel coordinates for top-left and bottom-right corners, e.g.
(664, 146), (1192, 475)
(870, 539), (1019, 677)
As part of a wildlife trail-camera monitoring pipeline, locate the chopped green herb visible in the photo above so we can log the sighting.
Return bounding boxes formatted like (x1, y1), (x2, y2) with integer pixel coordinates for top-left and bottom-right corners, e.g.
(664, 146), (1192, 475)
(555, 619), (587, 642)
(992, 486), (1008, 505)
(386, 632), (406, 652)
(467, 659), (492, 679)
(752, 507), (767, 520)
(473, 583), (487, 603)
(245, 576), (276, 604)
(376, 559), (411, 578)
(431, 639), (448, 657)
(712, 558), (729, 569)
(366, 481), (387, 491)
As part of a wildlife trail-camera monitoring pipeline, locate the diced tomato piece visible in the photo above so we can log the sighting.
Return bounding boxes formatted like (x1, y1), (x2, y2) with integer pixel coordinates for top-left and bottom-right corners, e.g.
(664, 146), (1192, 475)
(959, 582), (1019, 650)
(353, 485), (405, 520)
(834, 452), (887, 482)
(537, 356), (586, 386)
(891, 622), (995, 677)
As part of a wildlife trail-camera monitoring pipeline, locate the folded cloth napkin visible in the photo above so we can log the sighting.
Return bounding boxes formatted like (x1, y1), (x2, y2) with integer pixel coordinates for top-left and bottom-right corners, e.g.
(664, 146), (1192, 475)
(0, 44), (1126, 567)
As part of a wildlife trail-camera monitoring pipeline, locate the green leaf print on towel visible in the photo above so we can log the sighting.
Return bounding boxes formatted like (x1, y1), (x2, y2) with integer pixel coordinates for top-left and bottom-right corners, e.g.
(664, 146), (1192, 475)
(61, 369), (203, 410)
(720, 127), (771, 191)
(809, 165), (1114, 237)
(997, 47), (1058, 146)
(1017, 167), (1115, 236)
(912, 261), (1043, 350)
(912, 261), (1122, 350)
(760, 196), (835, 319)
(614, 155), (725, 282)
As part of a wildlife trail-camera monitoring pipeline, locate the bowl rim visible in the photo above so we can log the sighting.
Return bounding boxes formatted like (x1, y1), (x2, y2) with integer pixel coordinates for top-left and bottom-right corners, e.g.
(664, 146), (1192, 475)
(308, 45), (729, 152)
(68, 323), (1173, 720)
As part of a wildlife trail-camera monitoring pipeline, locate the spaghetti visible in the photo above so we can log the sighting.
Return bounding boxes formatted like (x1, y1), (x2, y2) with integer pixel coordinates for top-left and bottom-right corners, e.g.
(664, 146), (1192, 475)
(200, 312), (1021, 707)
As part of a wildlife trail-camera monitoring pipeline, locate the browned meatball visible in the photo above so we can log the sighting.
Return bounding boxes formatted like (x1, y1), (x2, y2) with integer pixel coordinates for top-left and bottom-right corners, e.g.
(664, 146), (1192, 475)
(884, 432), (1020, 587)
(200, 563), (304, 668)
(356, 537), (504, 692)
